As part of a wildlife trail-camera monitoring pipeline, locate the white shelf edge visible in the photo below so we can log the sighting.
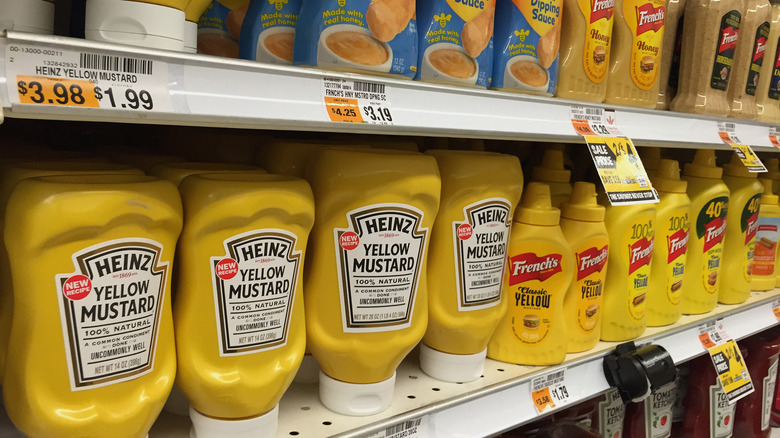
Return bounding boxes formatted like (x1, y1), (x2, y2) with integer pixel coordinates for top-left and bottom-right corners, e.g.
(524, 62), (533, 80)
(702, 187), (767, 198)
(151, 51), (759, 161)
(0, 31), (779, 152)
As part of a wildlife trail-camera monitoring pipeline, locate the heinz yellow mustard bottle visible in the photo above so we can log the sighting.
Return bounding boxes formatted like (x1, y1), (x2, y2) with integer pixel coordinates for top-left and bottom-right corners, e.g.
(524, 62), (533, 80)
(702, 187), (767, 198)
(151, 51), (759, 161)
(150, 162), (262, 185)
(420, 150), (523, 383)
(3, 174), (182, 438)
(599, 194), (656, 342)
(752, 179), (780, 291)
(720, 154), (763, 304)
(561, 182), (609, 353)
(174, 173), (314, 436)
(487, 183), (574, 366)
(531, 149), (573, 207)
(305, 148), (440, 416)
(647, 160), (690, 326)
(682, 149), (730, 314)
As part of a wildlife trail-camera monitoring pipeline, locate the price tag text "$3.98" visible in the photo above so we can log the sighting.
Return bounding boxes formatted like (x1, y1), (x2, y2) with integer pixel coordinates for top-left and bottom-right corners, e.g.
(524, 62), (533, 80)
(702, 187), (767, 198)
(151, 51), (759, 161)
(17, 75), (156, 111)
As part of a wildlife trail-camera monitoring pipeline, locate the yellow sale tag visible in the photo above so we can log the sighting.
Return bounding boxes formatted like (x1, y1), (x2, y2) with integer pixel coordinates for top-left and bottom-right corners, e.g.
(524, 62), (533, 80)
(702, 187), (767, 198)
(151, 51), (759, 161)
(730, 144), (767, 173)
(584, 136), (659, 205)
(16, 75), (99, 108)
(698, 321), (753, 404)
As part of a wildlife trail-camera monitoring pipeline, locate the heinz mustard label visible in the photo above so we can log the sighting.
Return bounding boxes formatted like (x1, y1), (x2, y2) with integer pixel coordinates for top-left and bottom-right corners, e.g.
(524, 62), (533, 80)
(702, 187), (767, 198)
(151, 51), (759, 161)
(573, 240), (608, 335)
(211, 230), (300, 356)
(664, 210), (689, 306)
(770, 39), (780, 100)
(697, 197), (728, 294)
(624, 0), (664, 90)
(711, 10), (741, 91)
(599, 389), (626, 438)
(645, 382), (676, 438)
(452, 198), (512, 311)
(335, 204), (427, 332)
(754, 216), (780, 277)
(627, 218), (654, 321)
(709, 384), (737, 438)
(746, 22), (770, 96)
(579, 0), (614, 83)
(741, 194), (762, 281)
(507, 247), (565, 345)
(55, 239), (168, 391)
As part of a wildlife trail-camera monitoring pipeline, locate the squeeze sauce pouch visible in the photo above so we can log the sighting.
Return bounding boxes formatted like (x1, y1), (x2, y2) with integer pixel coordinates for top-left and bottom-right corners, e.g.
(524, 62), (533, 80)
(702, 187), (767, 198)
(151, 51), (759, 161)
(493, 0), (563, 95)
(198, 0), (251, 58)
(416, 0), (495, 87)
(293, 0), (418, 78)
(239, 0), (302, 63)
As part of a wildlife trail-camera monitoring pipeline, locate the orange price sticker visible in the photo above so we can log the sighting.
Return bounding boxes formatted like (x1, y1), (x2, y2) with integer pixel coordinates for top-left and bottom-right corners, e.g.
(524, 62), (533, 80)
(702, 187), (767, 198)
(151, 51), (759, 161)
(572, 119), (596, 136)
(532, 387), (555, 413)
(324, 97), (364, 123)
(699, 332), (717, 349)
(16, 75), (99, 108)
(774, 307), (780, 321)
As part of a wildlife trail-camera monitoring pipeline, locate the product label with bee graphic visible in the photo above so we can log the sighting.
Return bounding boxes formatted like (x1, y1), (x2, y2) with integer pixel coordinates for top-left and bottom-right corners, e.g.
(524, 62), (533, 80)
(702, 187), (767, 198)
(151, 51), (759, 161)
(572, 240), (609, 335)
(711, 10), (741, 91)
(198, 0), (251, 57)
(664, 209), (689, 306)
(626, 216), (654, 321)
(740, 194), (762, 281)
(578, 0), (614, 83)
(623, 0), (665, 90)
(239, 0), (302, 63)
(753, 216), (780, 277)
(697, 197), (728, 294)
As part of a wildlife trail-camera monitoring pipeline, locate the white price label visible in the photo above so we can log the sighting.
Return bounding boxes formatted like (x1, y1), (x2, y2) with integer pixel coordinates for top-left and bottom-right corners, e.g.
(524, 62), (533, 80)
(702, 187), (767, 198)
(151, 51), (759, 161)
(716, 122), (767, 172)
(5, 44), (172, 112)
(323, 77), (394, 125)
(570, 105), (624, 137)
(770, 126), (780, 149)
(366, 416), (428, 438)
(531, 369), (570, 413)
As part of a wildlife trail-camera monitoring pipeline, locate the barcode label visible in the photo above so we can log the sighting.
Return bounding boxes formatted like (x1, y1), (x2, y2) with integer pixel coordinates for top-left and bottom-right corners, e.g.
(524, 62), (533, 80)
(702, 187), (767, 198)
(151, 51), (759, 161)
(532, 369), (566, 391)
(586, 108), (602, 115)
(354, 81), (386, 94)
(79, 53), (154, 75)
(385, 419), (422, 435)
(367, 416), (427, 438)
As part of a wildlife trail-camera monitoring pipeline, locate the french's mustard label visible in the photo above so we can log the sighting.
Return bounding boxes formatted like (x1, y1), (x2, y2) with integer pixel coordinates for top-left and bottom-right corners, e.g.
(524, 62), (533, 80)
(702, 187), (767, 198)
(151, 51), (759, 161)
(709, 384), (737, 438)
(627, 218), (654, 321)
(624, 0), (664, 90)
(508, 248), (565, 345)
(665, 210), (689, 306)
(741, 194), (761, 281)
(573, 241), (608, 335)
(754, 217), (780, 277)
(579, 0), (614, 83)
(452, 198), (511, 311)
(697, 197), (728, 294)
(55, 239), (168, 391)
(211, 230), (300, 356)
(335, 203), (428, 332)
(710, 10), (741, 91)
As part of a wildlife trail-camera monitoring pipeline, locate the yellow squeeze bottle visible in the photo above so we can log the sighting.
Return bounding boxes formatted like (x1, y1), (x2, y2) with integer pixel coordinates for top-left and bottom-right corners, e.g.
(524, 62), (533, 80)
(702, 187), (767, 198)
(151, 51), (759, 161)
(719, 154), (763, 304)
(419, 150), (523, 382)
(305, 148), (440, 416)
(561, 182), (609, 353)
(752, 179), (780, 291)
(681, 149), (730, 314)
(3, 174), (182, 438)
(487, 183), (574, 365)
(174, 173), (314, 436)
(599, 194), (655, 341)
(150, 162), (262, 185)
(647, 160), (690, 326)
(531, 149), (573, 207)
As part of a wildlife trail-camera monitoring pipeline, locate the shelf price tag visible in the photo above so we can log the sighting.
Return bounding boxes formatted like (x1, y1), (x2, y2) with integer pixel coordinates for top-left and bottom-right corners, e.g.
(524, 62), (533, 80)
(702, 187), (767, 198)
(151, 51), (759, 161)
(769, 126), (780, 149)
(717, 121), (767, 172)
(531, 369), (570, 414)
(698, 319), (754, 404)
(6, 44), (172, 112)
(366, 416), (428, 438)
(773, 298), (780, 321)
(570, 105), (658, 206)
(323, 77), (394, 125)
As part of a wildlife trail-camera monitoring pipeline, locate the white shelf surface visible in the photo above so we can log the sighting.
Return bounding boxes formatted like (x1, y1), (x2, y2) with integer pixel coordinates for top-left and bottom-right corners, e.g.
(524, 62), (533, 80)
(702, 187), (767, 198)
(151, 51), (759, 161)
(1, 31), (779, 151)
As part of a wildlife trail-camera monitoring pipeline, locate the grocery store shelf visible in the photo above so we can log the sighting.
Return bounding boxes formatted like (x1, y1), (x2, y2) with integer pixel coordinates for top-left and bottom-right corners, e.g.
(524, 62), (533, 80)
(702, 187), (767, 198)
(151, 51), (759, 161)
(1, 31), (779, 151)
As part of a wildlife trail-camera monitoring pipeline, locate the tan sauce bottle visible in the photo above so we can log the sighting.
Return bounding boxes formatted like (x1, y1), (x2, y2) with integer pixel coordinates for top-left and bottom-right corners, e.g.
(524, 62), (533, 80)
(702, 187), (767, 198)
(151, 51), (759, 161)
(604, 0), (667, 108)
(756, 0), (780, 122)
(655, 0), (686, 108)
(727, 0), (771, 119)
(670, 0), (743, 116)
(557, 0), (616, 102)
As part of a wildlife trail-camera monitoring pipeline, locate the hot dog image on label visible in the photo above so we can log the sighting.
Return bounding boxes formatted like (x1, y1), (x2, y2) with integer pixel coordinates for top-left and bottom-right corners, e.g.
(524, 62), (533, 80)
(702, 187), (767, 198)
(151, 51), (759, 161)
(211, 229), (301, 356)
(574, 243), (608, 333)
(335, 204), (428, 332)
(624, 0), (665, 90)
(697, 197), (729, 293)
(55, 238), (168, 391)
(509, 251), (564, 344)
(665, 211), (689, 306)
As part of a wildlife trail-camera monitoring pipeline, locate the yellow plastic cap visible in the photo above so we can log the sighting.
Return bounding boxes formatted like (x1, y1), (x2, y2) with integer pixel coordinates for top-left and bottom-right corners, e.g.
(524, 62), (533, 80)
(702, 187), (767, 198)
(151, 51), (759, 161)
(638, 147), (662, 173)
(766, 158), (780, 180)
(684, 149), (723, 179)
(561, 181), (605, 222)
(761, 178), (779, 205)
(531, 149), (571, 183)
(723, 153), (757, 178)
(653, 159), (687, 193)
(515, 182), (561, 226)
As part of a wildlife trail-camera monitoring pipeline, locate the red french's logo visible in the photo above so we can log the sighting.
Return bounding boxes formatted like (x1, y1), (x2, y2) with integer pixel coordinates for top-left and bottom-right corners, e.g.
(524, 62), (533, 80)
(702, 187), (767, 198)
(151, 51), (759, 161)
(759, 224), (778, 232)
(667, 228), (689, 263)
(635, 3), (665, 35)
(591, 0), (614, 23)
(718, 27), (740, 53)
(754, 37), (767, 62)
(509, 252), (563, 285)
(576, 245), (609, 281)
(703, 217), (727, 252)
(746, 212), (759, 244)
(628, 237), (654, 274)
(775, 47), (780, 68)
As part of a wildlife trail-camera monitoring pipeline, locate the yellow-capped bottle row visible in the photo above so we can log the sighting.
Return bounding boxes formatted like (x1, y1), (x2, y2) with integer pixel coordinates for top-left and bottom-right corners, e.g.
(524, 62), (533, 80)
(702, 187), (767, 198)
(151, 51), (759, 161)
(0, 132), (779, 437)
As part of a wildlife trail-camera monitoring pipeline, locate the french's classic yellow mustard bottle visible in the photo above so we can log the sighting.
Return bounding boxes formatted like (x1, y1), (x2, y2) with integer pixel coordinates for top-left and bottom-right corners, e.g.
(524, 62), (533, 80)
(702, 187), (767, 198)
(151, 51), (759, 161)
(681, 149), (730, 314)
(646, 160), (690, 326)
(174, 173), (314, 436)
(3, 174), (182, 438)
(531, 149), (573, 207)
(561, 182), (609, 353)
(420, 150), (523, 383)
(752, 179), (780, 291)
(304, 148), (440, 416)
(599, 193), (656, 341)
(487, 183), (574, 366)
(720, 154), (763, 304)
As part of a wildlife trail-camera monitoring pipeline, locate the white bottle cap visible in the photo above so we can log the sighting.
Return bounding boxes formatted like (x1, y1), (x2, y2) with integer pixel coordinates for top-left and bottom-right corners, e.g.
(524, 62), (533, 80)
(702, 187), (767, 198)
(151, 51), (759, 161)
(419, 343), (486, 383)
(163, 383), (190, 416)
(85, 0), (185, 51)
(319, 370), (395, 416)
(0, 0), (55, 34)
(292, 354), (321, 384)
(189, 405), (279, 438)
(183, 20), (197, 53)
